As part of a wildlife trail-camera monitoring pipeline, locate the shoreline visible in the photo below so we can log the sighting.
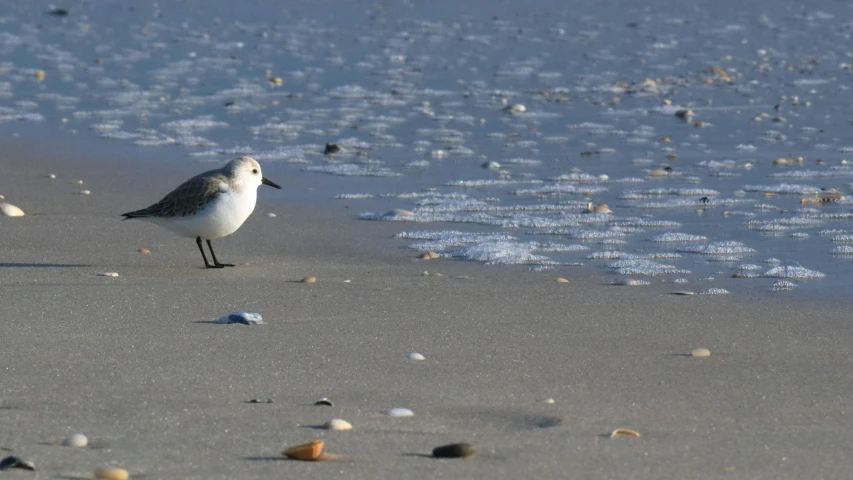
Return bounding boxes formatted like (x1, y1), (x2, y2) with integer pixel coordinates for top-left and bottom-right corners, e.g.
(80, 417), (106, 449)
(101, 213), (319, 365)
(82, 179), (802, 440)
(1, 137), (852, 479)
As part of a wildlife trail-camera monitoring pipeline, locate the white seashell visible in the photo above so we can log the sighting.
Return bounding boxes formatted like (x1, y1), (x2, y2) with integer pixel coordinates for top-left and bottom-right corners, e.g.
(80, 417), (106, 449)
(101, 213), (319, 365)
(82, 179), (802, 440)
(267, 212), (277, 217)
(482, 161), (501, 170)
(48, 174), (56, 179)
(61, 433), (88, 447)
(94, 467), (129, 480)
(691, 348), (711, 357)
(80, 190), (91, 195)
(0, 203), (25, 217)
(216, 312), (263, 325)
(385, 407), (414, 417)
(323, 418), (353, 431)
(97, 272), (119, 277)
(503, 104), (526, 113)
(406, 352), (425, 360)
(388, 208), (415, 217)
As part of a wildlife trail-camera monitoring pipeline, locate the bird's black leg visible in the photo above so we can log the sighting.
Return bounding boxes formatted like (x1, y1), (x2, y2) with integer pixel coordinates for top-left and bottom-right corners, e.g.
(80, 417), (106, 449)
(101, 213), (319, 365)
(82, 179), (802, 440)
(196, 236), (218, 268)
(207, 240), (234, 267)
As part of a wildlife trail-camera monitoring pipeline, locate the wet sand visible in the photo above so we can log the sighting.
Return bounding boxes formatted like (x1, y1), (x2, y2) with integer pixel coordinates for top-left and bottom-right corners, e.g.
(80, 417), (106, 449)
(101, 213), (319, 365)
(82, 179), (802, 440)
(1, 140), (852, 479)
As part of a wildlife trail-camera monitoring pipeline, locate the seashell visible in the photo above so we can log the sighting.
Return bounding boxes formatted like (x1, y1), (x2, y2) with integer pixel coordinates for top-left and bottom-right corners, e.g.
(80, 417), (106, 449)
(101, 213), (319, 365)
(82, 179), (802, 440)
(323, 419), (353, 431)
(137, 248), (150, 254)
(300, 276), (317, 284)
(556, 278), (569, 283)
(247, 398), (272, 404)
(691, 348), (711, 357)
(406, 352), (425, 360)
(432, 443), (475, 458)
(48, 173), (56, 179)
(385, 407), (414, 417)
(669, 291), (695, 296)
(610, 429), (641, 438)
(80, 190), (91, 195)
(649, 169), (669, 177)
(35, 70), (45, 81)
(584, 202), (613, 214)
(216, 312), (263, 325)
(314, 397), (333, 406)
(0, 456), (35, 471)
(267, 212), (277, 217)
(542, 398), (556, 404)
(283, 440), (324, 461)
(503, 104), (526, 113)
(674, 109), (693, 121)
(389, 208), (415, 217)
(97, 272), (119, 277)
(0, 203), (25, 217)
(419, 251), (438, 260)
(61, 433), (88, 447)
(94, 467), (129, 480)
(324, 143), (344, 155)
(481, 161), (501, 170)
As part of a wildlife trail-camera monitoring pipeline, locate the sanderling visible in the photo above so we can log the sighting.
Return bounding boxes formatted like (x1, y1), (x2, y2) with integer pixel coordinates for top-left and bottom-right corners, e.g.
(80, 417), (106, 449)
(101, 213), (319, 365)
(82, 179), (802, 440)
(122, 156), (281, 268)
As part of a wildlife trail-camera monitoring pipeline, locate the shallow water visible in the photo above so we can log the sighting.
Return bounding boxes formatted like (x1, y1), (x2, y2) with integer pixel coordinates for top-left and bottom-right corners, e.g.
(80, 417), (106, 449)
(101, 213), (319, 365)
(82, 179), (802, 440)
(2, 0), (853, 296)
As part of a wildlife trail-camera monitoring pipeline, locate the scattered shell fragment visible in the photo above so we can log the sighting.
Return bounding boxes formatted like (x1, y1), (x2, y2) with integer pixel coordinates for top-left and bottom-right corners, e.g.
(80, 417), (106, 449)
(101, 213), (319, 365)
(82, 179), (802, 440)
(300, 276), (317, 284)
(247, 398), (273, 404)
(34, 70), (45, 81)
(314, 397), (333, 406)
(283, 440), (324, 461)
(691, 348), (711, 357)
(419, 251), (439, 260)
(323, 419), (353, 431)
(0, 203), (25, 217)
(481, 161), (501, 169)
(610, 429), (641, 438)
(94, 467), (129, 480)
(406, 352), (425, 360)
(137, 248), (150, 254)
(0, 456), (35, 471)
(801, 193), (844, 204)
(97, 272), (119, 277)
(61, 433), (88, 448)
(385, 407), (414, 417)
(674, 109), (694, 121)
(584, 202), (613, 214)
(556, 277), (569, 283)
(542, 398), (556, 404)
(79, 190), (91, 195)
(216, 312), (263, 325)
(48, 173), (56, 179)
(388, 208), (415, 217)
(432, 443), (475, 458)
(669, 291), (695, 296)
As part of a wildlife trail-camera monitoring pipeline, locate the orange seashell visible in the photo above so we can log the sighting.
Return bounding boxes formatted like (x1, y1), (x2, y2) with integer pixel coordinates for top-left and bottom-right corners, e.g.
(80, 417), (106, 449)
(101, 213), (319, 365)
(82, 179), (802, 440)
(284, 440), (324, 461)
(610, 429), (641, 438)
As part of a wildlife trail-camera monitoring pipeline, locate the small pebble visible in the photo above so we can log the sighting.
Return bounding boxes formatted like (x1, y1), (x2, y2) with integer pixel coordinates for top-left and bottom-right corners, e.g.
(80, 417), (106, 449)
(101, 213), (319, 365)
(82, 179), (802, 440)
(669, 291), (695, 296)
(432, 443), (475, 458)
(422, 271), (430, 276)
(75, 180), (84, 184)
(248, 398), (273, 404)
(34, 70), (45, 81)
(314, 397), (333, 406)
(323, 419), (353, 431)
(137, 248), (150, 254)
(503, 104), (526, 113)
(300, 276), (317, 284)
(216, 312), (263, 325)
(324, 143), (344, 155)
(94, 467), (129, 480)
(61, 433), (88, 447)
(48, 173), (56, 179)
(267, 212), (277, 217)
(691, 348), (711, 357)
(419, 251), (438, 260)
(610, 429), (641, 438)
(385, 407), (414, 417)
(283, 440), (324, 461)
(0, 203), (25, 217)
(542, 398), (556, 404)
(97, 272), (119, 277)
(481, 161), (501, 169)
(556, 277), (569, 283)
(80, 190), (91, 195)
(406, 352), (425, 360)
(0, 456), (35, 471)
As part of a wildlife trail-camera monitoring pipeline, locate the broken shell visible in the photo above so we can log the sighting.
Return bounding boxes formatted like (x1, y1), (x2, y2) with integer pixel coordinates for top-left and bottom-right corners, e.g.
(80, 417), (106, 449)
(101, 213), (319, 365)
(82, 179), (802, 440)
(406, 352), (425, 360)
(556, 278), (569, 283)
(503, 104), (526, 113)
(0, 203), (25, 217)
(97, 272), (119, 277)
(314, 397), (333, 406)
(419, 251), (439, 260)
(80, 190), (91, 195)
(691, 348), (711, 357)
(300, 276), (317, 284)
(432, 443), (475, 458)
(283, 440), (324, 461)
(34, 70), (45, 81)
(610, 429), (641, 438)
(669, 291), (695, 296)
(0, 456), (35, 471)
(389, 208), (415, 217)
(61, 433), (88, 447)
(48, 173), (56, 179)
(385, 407), (414, 417)
(137, 248), (150, 254)
(323, 419), (353, 431)
(94, 467), (129, 480)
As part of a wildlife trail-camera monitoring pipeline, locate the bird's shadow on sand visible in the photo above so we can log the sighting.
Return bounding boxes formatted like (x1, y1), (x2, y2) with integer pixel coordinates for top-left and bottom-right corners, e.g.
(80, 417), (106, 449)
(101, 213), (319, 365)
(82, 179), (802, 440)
(0, 263), (90, 268)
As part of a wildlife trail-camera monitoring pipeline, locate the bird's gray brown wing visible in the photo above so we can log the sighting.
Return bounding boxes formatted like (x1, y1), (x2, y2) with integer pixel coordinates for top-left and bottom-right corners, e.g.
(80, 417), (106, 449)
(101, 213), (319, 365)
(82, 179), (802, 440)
(122, 172), (227, 219)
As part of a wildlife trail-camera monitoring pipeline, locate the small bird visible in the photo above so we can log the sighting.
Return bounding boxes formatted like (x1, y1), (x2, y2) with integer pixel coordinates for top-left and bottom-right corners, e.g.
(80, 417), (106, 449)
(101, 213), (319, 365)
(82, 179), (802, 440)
(122, 156), (281, 268)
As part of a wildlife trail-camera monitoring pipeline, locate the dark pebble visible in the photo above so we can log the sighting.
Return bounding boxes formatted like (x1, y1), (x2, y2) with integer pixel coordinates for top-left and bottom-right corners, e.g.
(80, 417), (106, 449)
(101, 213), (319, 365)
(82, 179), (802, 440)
(432, 443), (475, 459)
(324, 143), (343, 155)
(0, 456), (35, 471)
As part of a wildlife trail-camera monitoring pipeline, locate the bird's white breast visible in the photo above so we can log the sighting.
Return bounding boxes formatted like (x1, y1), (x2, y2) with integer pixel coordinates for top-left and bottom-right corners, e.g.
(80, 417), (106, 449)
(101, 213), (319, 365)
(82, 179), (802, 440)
(148, 184), (258, 240)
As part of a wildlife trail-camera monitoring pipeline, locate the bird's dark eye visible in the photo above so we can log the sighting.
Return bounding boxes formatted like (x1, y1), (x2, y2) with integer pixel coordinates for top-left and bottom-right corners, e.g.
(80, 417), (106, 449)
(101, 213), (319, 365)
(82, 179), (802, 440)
(252, 169), (258, 174)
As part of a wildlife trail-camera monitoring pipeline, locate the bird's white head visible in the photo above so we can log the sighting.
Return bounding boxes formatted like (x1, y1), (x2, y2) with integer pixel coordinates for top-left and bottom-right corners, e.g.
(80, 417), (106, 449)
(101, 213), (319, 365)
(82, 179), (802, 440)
(225, 156), (281, 190)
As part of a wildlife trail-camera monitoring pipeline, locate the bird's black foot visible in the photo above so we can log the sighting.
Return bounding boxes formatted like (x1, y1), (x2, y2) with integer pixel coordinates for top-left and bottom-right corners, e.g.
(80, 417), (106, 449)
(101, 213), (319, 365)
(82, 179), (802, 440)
(205, 264), (226, 269)
(214, 262), (235, 268)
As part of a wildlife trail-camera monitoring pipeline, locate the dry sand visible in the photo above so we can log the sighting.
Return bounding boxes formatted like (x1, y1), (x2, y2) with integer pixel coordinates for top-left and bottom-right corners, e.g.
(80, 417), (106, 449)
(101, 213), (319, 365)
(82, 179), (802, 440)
(1, 139), (852, 479)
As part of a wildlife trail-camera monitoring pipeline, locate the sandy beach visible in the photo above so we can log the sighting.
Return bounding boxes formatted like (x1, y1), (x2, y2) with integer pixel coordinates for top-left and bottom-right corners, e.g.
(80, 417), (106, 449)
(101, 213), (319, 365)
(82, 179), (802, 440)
(1, 138), (853, 479)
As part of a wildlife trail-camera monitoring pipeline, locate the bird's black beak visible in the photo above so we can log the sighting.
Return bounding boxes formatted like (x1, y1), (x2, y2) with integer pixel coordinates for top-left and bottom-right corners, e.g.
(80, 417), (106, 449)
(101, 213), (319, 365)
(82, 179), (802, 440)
(262, 177), (282, 189)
